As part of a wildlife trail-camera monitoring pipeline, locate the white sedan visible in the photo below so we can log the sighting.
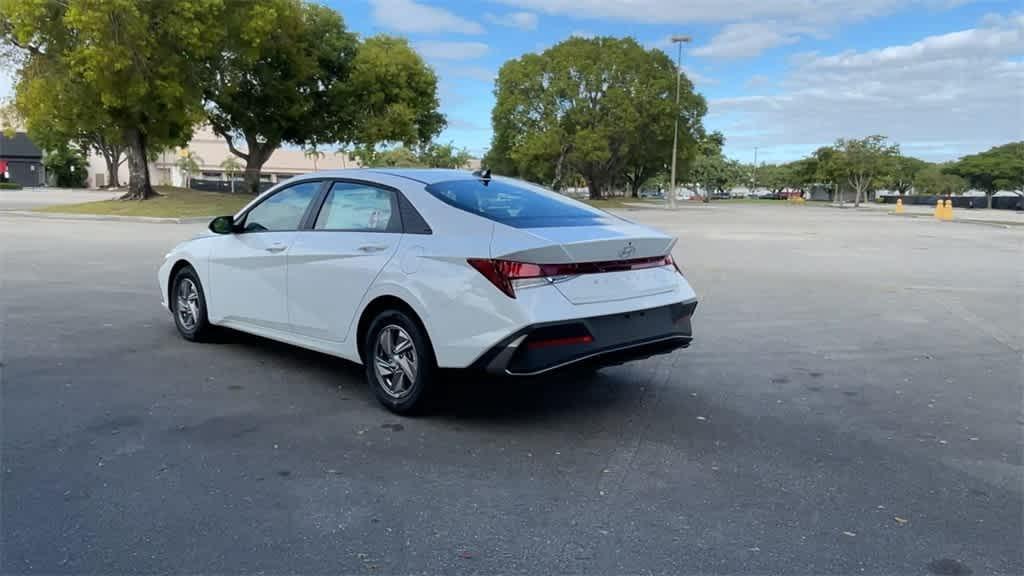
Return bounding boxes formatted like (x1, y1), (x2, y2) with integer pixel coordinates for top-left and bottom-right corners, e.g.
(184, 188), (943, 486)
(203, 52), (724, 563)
(159, 169), (698, 414)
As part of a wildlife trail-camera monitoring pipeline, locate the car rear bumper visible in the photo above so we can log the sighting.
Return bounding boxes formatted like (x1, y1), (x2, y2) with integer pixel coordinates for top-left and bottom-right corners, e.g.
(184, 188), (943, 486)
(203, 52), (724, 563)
(469, 300), (696, 376)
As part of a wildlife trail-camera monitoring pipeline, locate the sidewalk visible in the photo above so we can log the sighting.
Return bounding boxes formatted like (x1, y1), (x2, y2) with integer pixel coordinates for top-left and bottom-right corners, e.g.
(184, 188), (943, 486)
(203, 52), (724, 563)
(0, 187), (118, 211)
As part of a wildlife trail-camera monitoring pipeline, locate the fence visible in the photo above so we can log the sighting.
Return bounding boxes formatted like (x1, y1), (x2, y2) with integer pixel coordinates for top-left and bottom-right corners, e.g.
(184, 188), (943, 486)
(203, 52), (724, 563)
(878, 195), (1022, 210)
(189, 178), (275, 193)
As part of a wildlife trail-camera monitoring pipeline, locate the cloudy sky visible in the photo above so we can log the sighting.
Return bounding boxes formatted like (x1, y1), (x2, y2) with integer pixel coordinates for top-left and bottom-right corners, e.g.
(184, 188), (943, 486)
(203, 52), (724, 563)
(3, 1), (1021, 163)
(337, 0), (1023, 163)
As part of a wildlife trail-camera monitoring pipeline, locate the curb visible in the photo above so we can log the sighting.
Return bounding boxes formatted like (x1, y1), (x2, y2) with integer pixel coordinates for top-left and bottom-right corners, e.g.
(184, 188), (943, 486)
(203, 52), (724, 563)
(0, 210), (211, 224)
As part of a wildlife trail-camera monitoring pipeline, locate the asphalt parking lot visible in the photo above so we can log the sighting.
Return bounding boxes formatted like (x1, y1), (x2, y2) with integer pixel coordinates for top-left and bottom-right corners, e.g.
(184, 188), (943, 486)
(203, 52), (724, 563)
(1, 204), (1021, 574)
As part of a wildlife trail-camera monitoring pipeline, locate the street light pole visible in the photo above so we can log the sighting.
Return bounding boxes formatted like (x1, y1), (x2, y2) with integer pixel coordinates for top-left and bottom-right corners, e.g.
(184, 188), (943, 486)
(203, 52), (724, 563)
(668, 35), (691, 210)
(752, 146), (758, 195)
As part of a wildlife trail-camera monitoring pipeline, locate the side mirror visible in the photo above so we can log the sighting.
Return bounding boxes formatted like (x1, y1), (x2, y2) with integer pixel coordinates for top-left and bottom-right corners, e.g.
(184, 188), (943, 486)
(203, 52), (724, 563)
(209, 215), (236, 235)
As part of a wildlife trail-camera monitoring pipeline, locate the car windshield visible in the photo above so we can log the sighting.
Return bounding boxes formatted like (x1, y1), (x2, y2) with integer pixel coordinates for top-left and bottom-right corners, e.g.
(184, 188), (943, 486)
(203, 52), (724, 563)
(424, 178), (613, 228)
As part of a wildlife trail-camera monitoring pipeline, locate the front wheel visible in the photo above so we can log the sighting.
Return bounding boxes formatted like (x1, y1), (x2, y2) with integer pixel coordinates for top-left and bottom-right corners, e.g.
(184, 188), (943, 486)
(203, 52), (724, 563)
(171, 266), (214, 342)
(364, 310), (436, 415)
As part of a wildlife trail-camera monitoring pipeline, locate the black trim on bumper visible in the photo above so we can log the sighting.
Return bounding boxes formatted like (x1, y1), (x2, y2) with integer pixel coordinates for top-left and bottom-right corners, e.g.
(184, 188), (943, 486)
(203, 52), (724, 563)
(469, 300), (696, 376)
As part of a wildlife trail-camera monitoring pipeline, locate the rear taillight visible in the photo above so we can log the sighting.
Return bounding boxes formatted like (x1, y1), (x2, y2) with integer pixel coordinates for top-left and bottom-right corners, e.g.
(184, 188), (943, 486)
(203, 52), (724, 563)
(467, 255), (677, 298)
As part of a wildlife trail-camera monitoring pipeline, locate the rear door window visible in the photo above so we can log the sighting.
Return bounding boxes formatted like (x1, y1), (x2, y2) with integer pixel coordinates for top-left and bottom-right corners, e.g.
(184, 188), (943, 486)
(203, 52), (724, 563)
(423, 179), (612, 228)
(314, 182), (400, 232)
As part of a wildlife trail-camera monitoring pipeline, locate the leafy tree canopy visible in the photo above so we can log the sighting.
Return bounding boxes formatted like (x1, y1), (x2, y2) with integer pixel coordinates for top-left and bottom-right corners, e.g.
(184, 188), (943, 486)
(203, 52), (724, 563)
(489, 36), (706, 199)
(945, 142), (1023, 206)
(4, 0), (227, 199)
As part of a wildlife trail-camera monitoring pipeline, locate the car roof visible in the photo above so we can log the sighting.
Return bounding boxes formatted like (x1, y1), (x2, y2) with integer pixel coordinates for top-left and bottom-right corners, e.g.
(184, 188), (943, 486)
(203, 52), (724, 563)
(300, 168), (479, 185)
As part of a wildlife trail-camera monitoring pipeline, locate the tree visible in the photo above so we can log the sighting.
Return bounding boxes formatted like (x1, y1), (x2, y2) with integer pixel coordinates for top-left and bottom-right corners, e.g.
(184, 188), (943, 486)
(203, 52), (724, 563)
(687, 131), (727, 202)
(304, 146), (326, 171)
(204, 1), (353, 194)
(0, 100), (18, 137)
(4, 0), (227, 200)
(787, 157), (819, 195)
(620, 53), (706, 198)
(691, 154), (743, 198)
(203, 1), (443, 194)
(914, 165), (967, 196)
(175, 151), (203, 189)
(812, 146), (844, 202)
(885, 156), (929, 196)
(417, 141), (471, 168)
(354, 146), (423, 168)
(491, 36), (706, 199)
(945, 142), (1024, 208)
(5, 58), (127, 187)
(82, 130), (128, 188)
(43, 144), (88, 188)
(757, 164), (789, 195)
(832, 136), (899, 206)
(220, 157), (243, 193)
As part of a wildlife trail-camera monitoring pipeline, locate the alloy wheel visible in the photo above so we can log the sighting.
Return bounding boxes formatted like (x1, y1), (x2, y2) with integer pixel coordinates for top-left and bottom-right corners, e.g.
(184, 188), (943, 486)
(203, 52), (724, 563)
(373, 324), (418, 399)
(176, 277), (200, 331)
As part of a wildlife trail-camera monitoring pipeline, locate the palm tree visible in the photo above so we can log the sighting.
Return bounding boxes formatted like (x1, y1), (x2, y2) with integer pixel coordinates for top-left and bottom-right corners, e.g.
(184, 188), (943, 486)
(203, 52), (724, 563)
(175, 150), (203, 189)
(304, 146), (325, 171)
(220, 156), (243, 193)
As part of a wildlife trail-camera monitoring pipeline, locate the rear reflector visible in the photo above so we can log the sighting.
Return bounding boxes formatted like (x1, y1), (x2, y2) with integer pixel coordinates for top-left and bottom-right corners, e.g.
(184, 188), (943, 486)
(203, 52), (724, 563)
(467, 255), (677, 298)
(526, 334), (594, 349)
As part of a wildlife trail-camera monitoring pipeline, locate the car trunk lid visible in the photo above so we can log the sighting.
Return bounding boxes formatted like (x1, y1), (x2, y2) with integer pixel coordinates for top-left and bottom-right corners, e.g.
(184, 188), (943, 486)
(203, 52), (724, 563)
(490, 222), (680, 304)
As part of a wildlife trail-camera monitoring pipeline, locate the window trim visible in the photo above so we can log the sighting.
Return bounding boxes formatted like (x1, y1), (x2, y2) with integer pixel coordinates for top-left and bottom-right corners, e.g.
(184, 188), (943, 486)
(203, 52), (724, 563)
(296, 178), (431, 235)
(235, 179), (328, 234)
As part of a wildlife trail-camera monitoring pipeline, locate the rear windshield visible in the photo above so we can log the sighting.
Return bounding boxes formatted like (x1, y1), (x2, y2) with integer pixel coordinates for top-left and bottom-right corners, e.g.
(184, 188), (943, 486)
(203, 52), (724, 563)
(423, 178), (611, 228)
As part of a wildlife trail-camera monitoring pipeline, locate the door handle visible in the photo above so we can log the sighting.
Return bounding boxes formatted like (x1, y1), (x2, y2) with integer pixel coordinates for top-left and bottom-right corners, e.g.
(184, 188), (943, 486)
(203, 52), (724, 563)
(358, 244), (389, 253)
(265, 243), (287, 253)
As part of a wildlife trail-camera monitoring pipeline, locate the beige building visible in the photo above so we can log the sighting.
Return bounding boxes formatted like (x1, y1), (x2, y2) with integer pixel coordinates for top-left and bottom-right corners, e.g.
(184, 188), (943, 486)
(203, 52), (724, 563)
(86, 126), (359, 189)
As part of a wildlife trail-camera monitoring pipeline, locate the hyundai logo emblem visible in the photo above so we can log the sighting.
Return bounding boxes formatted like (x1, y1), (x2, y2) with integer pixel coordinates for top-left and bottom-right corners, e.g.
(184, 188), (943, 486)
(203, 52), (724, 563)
(619, 244), (636, 259)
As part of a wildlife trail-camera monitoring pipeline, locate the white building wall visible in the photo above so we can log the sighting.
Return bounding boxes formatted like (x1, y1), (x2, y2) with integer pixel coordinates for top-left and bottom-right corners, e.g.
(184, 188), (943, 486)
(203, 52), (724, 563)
(84, 126), (359, 189)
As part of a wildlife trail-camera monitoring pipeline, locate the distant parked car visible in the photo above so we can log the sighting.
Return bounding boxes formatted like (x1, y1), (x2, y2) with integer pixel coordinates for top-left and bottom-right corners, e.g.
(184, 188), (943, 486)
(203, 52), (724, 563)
(639, 188), (664, 199)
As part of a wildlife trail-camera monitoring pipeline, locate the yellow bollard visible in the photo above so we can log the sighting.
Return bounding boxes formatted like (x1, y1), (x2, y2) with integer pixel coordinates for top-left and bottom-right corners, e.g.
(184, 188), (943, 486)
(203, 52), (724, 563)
(895, 198), (905, 214)
(942, 199), (954, 221)
(933, 199), (943, 219)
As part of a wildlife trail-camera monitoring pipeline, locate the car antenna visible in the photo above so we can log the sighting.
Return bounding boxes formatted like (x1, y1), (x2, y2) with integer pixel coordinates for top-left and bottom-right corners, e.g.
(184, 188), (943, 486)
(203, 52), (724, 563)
(472, 167), (492, 185)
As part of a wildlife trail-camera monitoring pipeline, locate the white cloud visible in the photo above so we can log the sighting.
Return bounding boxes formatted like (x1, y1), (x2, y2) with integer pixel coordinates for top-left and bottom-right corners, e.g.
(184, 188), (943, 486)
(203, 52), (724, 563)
(484, 11), (538, 31)
(570, 30), (596, 39)
(497, 0), (912, 25)
(691, 21), (801, 59)
(709, 13), (1024, 160)
(370, 0), (483, 35)
(501, 1), (981, 60)
(415, 41), (489, 61)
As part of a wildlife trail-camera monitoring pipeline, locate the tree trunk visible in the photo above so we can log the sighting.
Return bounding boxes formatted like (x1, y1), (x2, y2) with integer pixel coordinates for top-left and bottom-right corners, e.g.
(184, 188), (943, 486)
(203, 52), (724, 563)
(236, 137), (277, 195)
(586, 176), (603, 200)
(105, 152), (121, 188)
(987, 192), (993, 209)
(243, 163), (263, 195)
(120, 128), (156, 200)
(97, 142), (124, 188)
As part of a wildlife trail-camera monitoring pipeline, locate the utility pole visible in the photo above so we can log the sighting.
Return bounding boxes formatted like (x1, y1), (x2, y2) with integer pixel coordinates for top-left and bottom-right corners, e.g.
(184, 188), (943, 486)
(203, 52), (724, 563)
(668, 35), (692, 209)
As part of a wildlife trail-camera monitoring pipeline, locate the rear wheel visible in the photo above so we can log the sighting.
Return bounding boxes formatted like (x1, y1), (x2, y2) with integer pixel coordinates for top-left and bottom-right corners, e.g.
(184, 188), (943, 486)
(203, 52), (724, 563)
(171, 266), (213, 342)
(364, 310), (436, 415)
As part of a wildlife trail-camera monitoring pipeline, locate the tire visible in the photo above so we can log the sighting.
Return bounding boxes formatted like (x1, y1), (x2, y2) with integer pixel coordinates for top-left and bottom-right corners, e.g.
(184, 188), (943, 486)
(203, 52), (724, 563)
(171, 265), (214, 342)
(364, 309), (436, 415)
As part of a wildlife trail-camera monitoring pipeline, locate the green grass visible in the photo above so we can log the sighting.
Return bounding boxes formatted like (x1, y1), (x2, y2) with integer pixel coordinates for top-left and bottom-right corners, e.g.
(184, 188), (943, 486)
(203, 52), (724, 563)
(36, 186), (255, 218)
